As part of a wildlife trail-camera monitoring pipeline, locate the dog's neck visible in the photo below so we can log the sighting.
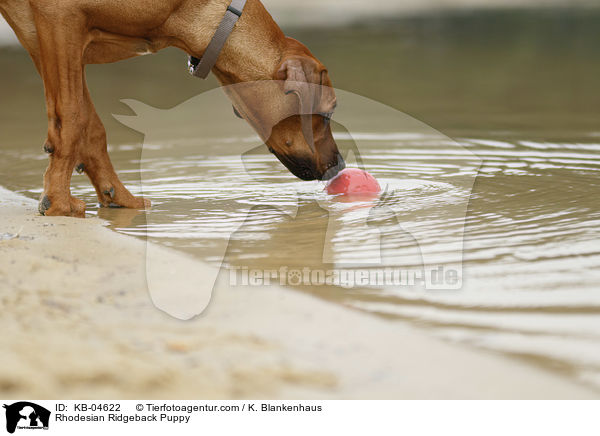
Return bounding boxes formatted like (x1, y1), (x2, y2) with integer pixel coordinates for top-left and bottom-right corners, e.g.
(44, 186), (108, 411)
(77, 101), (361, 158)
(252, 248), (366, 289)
(206, 0), (287, 84)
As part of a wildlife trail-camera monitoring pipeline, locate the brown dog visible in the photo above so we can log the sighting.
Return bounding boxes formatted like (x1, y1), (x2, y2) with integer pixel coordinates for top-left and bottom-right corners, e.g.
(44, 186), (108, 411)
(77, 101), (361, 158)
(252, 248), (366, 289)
(0, 0), (343, 217)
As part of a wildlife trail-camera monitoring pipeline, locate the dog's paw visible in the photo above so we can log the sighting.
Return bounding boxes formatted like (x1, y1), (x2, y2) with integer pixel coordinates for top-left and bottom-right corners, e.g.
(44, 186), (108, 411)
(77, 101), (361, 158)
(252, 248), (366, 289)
(97, 185), (150, 210)
(39, 195), (86, 218)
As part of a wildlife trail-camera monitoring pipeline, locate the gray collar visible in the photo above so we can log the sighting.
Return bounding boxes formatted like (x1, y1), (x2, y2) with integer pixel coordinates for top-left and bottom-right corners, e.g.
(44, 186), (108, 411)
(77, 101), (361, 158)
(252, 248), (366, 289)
(188, 0), (248, 79)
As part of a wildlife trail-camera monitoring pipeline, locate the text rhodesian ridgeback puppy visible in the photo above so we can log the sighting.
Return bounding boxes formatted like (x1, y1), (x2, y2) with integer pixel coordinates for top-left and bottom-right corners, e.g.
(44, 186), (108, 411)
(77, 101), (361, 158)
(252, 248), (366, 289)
(0, 0), (344, 217)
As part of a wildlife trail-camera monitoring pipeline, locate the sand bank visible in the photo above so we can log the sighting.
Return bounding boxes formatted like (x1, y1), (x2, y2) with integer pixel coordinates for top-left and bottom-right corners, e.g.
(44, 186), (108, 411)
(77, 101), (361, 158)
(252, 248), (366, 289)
(0, 186), (597, 399)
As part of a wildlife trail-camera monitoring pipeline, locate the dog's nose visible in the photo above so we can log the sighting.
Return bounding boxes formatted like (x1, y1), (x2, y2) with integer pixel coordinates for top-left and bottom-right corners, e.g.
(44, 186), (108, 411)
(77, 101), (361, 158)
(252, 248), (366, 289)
(320, 154), (345, 181)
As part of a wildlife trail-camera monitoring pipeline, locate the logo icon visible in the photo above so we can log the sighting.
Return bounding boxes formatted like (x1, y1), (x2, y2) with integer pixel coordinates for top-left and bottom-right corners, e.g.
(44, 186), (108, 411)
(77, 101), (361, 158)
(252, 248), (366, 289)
(3, 402), (50, 434)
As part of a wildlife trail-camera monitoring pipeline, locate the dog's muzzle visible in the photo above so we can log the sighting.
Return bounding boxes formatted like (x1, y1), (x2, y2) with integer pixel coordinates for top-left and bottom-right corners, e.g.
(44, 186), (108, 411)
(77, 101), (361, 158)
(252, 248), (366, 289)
(321, 154), (346, 181)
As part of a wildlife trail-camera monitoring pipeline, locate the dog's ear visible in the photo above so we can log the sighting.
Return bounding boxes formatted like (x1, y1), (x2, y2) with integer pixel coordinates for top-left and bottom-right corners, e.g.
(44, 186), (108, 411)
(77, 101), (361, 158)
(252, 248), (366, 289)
(275, 56), (337, 152)
(317, 68), (337, 117)
(275, 56), (337, 117)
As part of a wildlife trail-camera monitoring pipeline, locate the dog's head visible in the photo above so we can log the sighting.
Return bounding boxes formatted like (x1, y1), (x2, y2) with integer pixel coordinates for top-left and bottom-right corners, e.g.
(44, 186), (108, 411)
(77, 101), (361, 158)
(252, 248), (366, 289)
(227, 39), (345, 180)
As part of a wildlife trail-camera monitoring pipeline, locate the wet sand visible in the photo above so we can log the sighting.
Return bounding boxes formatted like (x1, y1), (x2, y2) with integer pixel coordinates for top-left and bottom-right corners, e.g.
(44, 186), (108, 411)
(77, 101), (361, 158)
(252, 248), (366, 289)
(0, 186), (597, 399)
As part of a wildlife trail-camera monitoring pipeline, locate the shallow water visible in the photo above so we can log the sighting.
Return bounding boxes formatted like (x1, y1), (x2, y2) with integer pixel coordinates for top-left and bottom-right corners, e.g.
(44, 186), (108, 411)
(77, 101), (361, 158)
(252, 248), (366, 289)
(1, 10), (600, 389)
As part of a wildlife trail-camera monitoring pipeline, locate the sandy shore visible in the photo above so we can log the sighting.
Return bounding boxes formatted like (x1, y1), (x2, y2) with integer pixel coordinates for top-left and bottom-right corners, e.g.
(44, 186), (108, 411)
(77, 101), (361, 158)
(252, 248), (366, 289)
(0, 186), (597, 399)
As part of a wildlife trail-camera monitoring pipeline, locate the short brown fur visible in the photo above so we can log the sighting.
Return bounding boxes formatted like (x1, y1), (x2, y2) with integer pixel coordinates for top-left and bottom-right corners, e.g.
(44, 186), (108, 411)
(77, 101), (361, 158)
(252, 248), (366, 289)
(0, 0), (341, 217)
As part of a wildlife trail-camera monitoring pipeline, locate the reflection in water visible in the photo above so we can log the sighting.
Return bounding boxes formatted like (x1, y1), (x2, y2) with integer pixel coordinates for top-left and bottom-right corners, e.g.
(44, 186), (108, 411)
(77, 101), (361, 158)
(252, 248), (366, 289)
(1, 10), (600, 388)
(97, 207), (146, 229)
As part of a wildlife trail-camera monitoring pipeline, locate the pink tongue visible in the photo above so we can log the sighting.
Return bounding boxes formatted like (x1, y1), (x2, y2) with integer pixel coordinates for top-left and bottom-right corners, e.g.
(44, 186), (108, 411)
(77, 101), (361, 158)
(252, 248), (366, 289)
(325, 168), (381, 195)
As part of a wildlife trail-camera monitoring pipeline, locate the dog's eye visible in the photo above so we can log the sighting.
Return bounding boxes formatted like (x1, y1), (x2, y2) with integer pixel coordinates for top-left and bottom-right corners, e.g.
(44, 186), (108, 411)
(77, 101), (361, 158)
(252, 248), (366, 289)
(232, 105), (243, 119)
(321, 112), (333, 126)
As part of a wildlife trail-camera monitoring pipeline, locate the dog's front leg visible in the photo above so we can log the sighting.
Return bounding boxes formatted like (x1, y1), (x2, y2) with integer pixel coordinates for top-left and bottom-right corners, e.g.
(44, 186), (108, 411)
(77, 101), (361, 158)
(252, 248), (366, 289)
(76, 84), (150, 210)
(33, 8), (88, 217)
